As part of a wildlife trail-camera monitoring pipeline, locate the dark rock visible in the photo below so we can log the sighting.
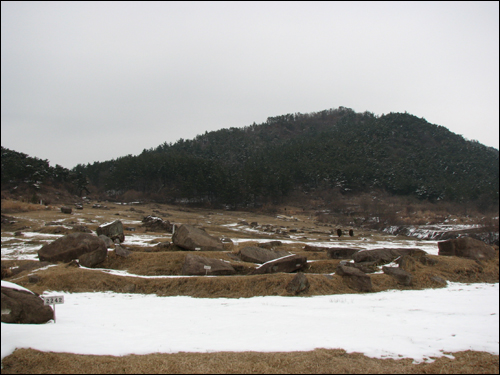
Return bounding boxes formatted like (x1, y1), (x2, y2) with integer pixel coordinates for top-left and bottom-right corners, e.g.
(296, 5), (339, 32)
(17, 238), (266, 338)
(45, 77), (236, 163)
(142, 215), (173, 232)
(342, 261), (378, 273)
(60, 206), (72, 214)
(172, 224), (223, 251)
(353, 248), (426, 265)
(78, 248), (107, 267)
(98, 234), (115, 249)
(181, 254), (236, 275)
(438, 237), (496, 261)
(382, 266), (413, 286)
(115, 244), (132, 258)
(337, 229), (342, 237)
(238, 246), (290, 264)
(335, 264), (373, 292)
(38, 233), (108, 264)
(327, 248), (359, 259)
(96, 220), (125, 243)
(286, 272), (310, 294)
(1, 285), (54, 324)
(250, 254), (307, 275)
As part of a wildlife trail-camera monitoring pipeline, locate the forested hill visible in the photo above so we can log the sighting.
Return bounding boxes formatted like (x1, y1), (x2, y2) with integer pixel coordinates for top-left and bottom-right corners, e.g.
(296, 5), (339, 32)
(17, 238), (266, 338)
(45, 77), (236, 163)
(3, 107), (499, 209)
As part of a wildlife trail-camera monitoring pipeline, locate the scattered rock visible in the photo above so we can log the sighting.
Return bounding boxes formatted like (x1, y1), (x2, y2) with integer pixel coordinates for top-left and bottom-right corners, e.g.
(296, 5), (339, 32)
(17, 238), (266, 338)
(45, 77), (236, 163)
(78, 248), (108, 268)
(1, 285), (54, 324)
(96, 220), (125, 243)
(181, 254), (236, 275)
(60, 206), (72, 214)
(438, 237), (496, 261)
(142, 215), (173, 233)
(335, 264), (373, 292)
(98, 235), (115, 249)
(115, 244), (132, 258)
(38, 232), (108, 264)
(238, 246), (290, 264)
(250, 254), (307, 275)
(353, 248), (426, 265)
(382, 266), (413, 286)
(286, 272), (310, 294)
(172, 224), (223, 251)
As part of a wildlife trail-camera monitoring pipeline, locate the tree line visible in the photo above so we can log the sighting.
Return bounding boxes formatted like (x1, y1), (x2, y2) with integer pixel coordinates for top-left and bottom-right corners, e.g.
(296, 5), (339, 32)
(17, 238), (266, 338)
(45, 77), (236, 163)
(2, 107), (499, 210)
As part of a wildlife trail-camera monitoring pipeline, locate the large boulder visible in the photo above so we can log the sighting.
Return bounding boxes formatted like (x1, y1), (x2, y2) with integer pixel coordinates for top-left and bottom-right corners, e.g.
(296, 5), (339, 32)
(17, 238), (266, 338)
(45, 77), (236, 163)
(142, 215), (173, 233)
(352, 248), (426, 265)
(335, 264), (373, 292)
(96, 220), (125, 243)
(382, 266), (413, 286)
(250, 254), (307, 275)
(181, 254), (236, 275)
(438, 237), (496, 261)
(38, 232), (107, 266)
(238, 246), (290, 264)
(172, 224), (223, 251)
(1, 284), (54, 324)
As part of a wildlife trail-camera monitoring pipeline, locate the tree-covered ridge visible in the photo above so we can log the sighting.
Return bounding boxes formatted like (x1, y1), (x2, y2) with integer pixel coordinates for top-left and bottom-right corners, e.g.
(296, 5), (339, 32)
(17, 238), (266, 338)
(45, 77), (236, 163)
(1, 147), (88, 197)
(2, 107), (498, 210)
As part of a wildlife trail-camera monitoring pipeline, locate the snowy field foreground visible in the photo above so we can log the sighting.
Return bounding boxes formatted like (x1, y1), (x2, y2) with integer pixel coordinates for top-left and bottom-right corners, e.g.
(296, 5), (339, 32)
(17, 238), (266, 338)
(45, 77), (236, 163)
(1, 281), (498, 363)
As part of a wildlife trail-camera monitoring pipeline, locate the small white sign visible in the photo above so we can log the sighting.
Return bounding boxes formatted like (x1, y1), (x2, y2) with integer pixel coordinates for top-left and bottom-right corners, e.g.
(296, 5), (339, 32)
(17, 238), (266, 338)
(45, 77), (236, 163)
(195, 247), (201, 251)
(42, 296), (64, 305)
(204, 265), (211, 270)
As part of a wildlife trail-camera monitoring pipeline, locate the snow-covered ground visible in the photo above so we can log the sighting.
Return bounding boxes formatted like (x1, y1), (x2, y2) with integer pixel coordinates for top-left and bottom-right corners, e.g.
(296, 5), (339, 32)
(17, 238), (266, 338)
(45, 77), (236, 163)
(1, 280), (498, 363)
(2, 220), (498, 364)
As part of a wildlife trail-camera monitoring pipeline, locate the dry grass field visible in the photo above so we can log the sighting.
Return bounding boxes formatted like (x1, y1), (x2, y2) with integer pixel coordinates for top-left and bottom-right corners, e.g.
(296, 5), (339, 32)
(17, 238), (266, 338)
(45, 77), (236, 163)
(1, 198), (499, 374)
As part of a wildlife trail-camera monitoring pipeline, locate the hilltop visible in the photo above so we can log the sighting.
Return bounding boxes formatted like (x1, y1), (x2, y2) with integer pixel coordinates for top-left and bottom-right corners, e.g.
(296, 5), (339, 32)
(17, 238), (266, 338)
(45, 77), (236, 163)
(2, 107), (499, 215)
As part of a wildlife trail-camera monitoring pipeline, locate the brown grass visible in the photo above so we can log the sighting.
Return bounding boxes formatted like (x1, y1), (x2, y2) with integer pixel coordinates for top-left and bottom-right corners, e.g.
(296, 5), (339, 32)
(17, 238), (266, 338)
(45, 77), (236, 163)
(5, 251), (498, 298)
(1, 199), (55, 214)
(1, 348), (498, 374)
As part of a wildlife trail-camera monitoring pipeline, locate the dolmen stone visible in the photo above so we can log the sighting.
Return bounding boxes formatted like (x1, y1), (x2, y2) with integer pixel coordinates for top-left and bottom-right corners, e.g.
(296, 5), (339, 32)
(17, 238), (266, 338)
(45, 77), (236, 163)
(286, 272), (310, 295)
(38, 232), (107, 267)
(382, 266), (413, 286)
(250, 254), (307, 275)
(352, 248), (427, 265)
(438, 237), (496, 261)
(172, 224), (223, 251)
(142, 215), (173, 233)
(1, 283), (54, 324)
(96, 220), (125, 243)
(181, 254), (236, 275)
(238, 246), (290, 264)
(335, 264), (373, 292)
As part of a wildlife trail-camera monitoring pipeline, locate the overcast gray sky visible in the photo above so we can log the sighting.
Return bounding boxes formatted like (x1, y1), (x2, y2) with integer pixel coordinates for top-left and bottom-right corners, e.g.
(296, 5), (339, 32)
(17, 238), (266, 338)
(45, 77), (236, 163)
(2, 1), (499, 169)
